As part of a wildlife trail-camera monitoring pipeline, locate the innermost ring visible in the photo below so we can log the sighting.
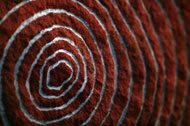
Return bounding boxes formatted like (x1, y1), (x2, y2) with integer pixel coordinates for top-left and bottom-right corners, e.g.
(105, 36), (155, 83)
(46, 60), (73, 90)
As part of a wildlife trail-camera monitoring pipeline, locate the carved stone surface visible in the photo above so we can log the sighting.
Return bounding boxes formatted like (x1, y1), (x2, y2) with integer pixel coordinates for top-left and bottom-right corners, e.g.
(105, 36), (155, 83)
(0, 0), (189, 126)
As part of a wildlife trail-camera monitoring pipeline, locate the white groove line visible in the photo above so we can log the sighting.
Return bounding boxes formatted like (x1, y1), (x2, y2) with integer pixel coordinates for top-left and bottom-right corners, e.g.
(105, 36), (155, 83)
(105, 0), (148, 125)
(19, 37), (85, 111)
(72, 1), (117, 126)
(152, 1), (177, 126)
(128, 1), (164, 124)
(65, 2), (108, 125)
(35, 37), (82, 99)
(0, 1), (106, 126)
(46, 60), (73, 90)
(1, 10), (89, 125)
(116, 1), (159, 125)
(87, 1), (133, 125)
(141, 0), (167, 125)
(37, 26), (88, 97)
(0, 0), (33, 25)
(15, 27), (81, 104)
(77, 1), (120, 125)
(0, 6), (110, 124)
(39, 48), (79, 99)
(72, 1), (112, 125)
(172, 0), (190, 126)
(127, 3), (159, 125)
(0, 0), (172, 126)
(16, 31), (90, 122)
(0, 0), (168, 126)
(0, 1), (34, 125)
(155, 1), (179, 126)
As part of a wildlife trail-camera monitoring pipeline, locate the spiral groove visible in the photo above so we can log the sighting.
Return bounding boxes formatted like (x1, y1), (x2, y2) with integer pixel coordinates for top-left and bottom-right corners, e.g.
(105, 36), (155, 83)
(0, 0), (189, 126)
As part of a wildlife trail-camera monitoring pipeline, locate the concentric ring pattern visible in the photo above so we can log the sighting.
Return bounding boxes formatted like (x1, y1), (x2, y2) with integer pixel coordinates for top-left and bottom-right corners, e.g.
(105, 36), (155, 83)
(0, 0), (190, 126)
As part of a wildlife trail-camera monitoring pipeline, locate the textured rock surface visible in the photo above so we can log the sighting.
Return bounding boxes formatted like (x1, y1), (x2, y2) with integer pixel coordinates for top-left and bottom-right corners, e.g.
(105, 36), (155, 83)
(0, 0), (189, 126)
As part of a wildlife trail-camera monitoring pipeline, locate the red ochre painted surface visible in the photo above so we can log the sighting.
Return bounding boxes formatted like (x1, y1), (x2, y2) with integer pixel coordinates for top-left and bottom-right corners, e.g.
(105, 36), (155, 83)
(0, 0), (189, 126)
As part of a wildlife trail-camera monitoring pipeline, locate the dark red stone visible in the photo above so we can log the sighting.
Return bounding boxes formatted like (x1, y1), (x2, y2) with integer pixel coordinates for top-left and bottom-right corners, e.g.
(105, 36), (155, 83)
(0, 0), (189, 126)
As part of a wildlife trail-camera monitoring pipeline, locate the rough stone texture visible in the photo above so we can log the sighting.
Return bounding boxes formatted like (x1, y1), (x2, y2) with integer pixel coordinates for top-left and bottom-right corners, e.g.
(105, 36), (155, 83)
(0, 0), (189, 126)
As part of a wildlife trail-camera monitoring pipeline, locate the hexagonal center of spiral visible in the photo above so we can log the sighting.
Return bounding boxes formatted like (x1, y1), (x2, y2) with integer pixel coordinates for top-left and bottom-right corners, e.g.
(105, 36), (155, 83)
(47, 61), (73, 89)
